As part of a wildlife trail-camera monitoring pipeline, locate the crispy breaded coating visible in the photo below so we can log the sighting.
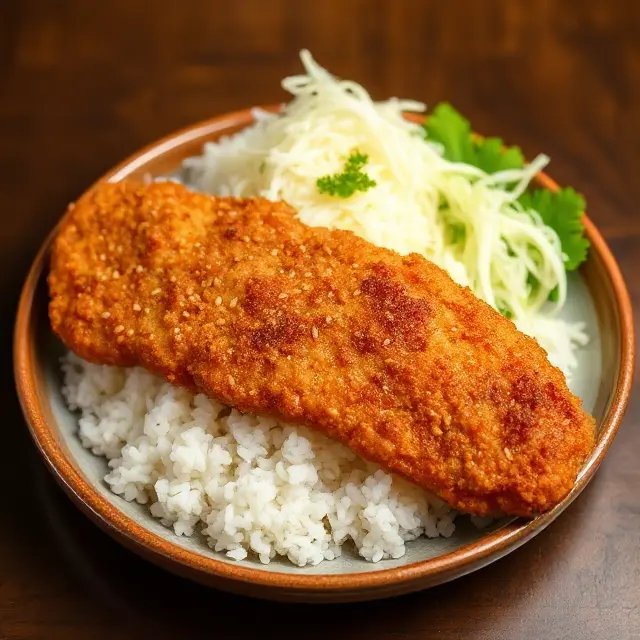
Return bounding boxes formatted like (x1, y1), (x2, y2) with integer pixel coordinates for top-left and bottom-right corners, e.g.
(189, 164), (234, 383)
(48, 181), (596, 517)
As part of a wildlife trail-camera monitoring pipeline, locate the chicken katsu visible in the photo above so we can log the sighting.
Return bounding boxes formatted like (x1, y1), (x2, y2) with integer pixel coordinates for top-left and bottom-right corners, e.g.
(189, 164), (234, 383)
(48, 181), (596, 517)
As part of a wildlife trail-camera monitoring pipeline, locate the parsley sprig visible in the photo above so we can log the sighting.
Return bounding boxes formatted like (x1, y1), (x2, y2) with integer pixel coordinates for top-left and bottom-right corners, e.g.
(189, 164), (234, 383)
(424, 103), (589, 271)
(317, 150), (377, 198)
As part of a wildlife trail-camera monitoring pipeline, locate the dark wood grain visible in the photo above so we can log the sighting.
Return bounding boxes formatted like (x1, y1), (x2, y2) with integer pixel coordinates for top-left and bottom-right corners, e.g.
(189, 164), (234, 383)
(1, 1), (639, 638)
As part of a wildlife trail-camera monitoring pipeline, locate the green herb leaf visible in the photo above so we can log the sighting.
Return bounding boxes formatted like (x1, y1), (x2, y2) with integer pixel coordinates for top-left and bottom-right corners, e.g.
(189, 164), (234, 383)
(317, 150), (377, 198)
(423, 103), (475, 163)
(424, 103), (524, 173)
(474, 137), (525, 174)
(518, 188), (589, 271)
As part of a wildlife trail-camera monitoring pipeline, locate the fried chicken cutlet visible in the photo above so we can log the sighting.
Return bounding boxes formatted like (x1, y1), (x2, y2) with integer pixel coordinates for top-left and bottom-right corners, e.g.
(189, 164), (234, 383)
(48, 181), (596, 517)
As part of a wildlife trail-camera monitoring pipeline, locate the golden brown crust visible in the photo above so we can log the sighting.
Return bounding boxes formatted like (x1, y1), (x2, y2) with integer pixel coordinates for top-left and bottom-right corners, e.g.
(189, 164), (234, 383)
(48, 181), (596, 517)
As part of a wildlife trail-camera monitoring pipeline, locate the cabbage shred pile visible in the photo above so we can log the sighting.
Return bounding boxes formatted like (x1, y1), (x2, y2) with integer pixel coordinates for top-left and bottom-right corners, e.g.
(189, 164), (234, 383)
(183, 50), (589, 377)
(423, 103), (589, 295)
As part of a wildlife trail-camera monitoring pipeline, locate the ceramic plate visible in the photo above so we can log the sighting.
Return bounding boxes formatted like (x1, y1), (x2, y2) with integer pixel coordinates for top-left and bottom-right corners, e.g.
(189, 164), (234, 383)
(14, 109), (635, 602)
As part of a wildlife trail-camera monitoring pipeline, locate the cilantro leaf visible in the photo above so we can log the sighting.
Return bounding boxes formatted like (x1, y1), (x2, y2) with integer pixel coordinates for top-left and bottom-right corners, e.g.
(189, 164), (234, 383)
(317, 150), (377, 198)
(474, 136), (525, 174)
(424, 103), (524, 173)
(423, 103), (475, 163)
(518, 187), (589, 271)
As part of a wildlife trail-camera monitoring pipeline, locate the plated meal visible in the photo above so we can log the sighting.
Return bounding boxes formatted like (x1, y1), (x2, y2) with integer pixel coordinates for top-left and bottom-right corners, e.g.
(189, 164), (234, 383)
(13, 46), (632, 601)
(44, 51), (603, 570)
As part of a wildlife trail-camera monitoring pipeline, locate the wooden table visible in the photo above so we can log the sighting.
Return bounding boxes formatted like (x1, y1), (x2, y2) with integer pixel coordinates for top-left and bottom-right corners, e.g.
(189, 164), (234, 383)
(1, 1), (638, 638)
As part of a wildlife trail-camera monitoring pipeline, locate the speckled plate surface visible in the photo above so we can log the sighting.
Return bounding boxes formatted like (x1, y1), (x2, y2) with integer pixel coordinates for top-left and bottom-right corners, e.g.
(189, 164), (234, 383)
(14, 109), (635, 602)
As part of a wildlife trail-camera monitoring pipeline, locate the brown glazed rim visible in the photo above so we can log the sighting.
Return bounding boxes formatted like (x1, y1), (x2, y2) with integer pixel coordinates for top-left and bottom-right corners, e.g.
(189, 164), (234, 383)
(14, 107), (636, 596)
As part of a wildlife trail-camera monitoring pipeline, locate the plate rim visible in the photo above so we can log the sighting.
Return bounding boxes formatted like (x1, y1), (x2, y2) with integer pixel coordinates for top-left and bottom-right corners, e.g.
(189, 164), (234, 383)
(13, 107), (636, 599)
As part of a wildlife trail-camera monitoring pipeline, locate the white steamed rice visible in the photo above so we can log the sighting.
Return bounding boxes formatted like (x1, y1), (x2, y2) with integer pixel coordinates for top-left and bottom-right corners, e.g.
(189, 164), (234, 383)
(62, 353), (459, 566)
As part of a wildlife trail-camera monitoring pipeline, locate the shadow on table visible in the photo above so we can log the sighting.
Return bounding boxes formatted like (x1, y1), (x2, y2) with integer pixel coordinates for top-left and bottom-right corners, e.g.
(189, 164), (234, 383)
(32, 451), (605, 640)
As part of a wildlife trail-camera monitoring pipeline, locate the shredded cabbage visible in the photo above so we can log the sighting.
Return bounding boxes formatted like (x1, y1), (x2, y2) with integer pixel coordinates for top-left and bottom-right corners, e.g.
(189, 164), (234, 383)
(183, 50), (587, 377)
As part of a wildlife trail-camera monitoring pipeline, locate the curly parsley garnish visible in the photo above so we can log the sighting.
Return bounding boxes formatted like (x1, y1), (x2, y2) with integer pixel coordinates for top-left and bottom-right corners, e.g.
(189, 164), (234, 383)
(317, 150), (377, 198)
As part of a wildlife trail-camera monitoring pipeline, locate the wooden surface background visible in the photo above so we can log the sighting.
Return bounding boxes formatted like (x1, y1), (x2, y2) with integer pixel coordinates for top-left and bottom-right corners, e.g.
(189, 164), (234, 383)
(1, 1), (639, 638)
